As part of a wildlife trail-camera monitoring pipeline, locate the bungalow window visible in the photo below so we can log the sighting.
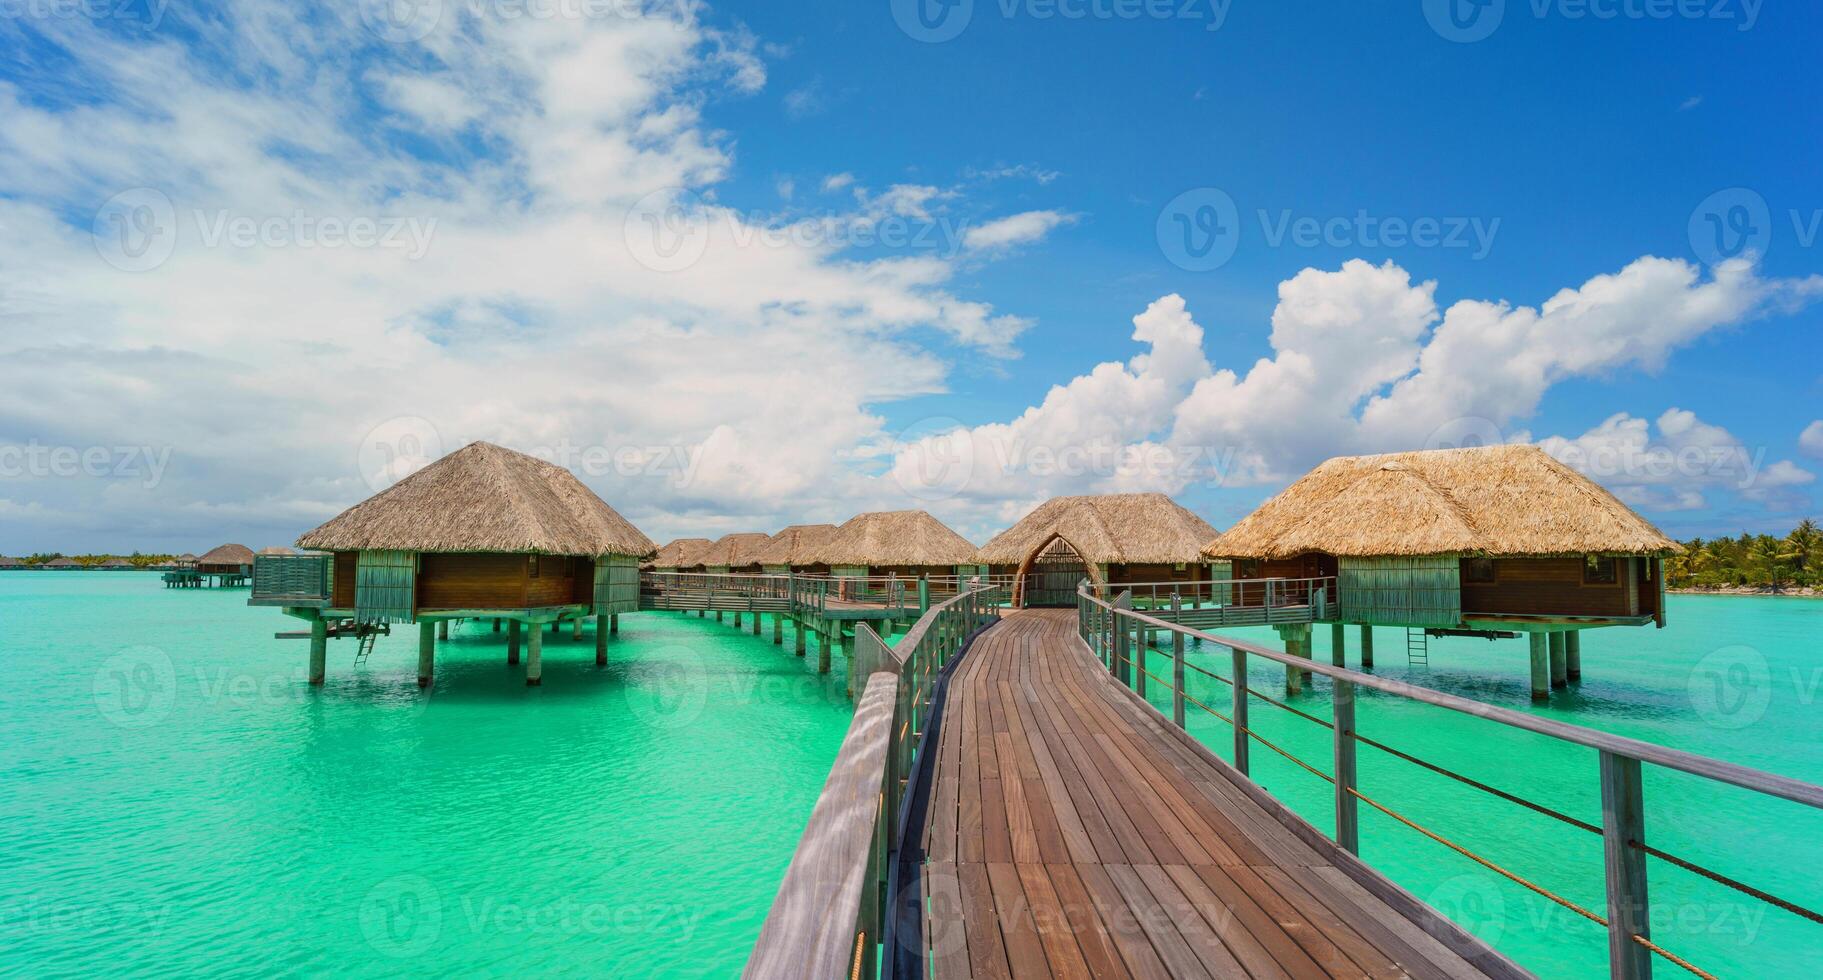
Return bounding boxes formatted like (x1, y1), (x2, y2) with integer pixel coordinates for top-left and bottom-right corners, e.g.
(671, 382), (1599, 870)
(1463, 557), (1496, 584)
(528, 555), (540, 579)
(1236, 559), (1260, 579)
(1583, 556), (1618, 585)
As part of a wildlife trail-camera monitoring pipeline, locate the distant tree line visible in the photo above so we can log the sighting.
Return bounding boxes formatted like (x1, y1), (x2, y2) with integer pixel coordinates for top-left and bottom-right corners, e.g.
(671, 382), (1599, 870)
(1667, 520), (1821, 590)
(17, 552), (178, 568)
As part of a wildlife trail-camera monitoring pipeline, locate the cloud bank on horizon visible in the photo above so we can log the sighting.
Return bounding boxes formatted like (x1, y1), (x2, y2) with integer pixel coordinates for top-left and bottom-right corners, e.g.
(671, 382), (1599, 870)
(0, 2), (1817, 552)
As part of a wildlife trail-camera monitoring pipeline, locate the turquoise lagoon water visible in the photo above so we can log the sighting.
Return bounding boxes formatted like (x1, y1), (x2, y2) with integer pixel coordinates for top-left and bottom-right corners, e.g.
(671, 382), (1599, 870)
(1132, 595), (1823, 979)
(0, 573), (854, 978)
(1, 574), (1818, 978)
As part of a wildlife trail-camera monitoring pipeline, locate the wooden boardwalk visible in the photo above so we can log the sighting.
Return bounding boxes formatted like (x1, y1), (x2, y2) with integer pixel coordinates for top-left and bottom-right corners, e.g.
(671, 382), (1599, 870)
(913, 610), (1507, 979)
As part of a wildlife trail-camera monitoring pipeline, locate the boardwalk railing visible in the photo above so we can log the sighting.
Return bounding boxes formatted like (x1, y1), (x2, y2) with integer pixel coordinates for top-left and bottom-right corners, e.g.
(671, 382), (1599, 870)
(1082, 575), (1335, 627)
(746, 582), (1007, 980)
(1077, 583), (1823, 980)
(640, 572), (794, 612)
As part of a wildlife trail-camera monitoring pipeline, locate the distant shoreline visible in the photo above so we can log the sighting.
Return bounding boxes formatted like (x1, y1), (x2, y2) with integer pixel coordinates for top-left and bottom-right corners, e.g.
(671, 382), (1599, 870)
(1671, 586), (1821, 599)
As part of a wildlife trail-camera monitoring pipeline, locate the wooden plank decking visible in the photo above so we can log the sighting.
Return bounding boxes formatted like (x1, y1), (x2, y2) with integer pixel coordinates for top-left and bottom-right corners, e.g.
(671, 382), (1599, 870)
(914, 610), (1508, 979)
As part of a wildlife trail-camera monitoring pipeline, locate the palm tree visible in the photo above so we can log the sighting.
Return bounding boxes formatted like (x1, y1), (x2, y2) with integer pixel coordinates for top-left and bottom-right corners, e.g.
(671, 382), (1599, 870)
(1749, 536), (1796, 590)
(1787, 519), (1820, 585)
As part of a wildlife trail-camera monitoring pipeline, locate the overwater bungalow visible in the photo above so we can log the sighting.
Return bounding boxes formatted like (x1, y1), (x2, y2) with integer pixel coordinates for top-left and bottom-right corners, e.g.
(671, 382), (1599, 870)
(252, 441), (656, 687)
(0, 556), (21, 570)
(646, 537), (712, 573)
(99, 557), (135, 570)
(43, 557), (81, 570)
(752, 523), (839, 575)
(1204, 444), (1680, 698)
(696, 532), (772, 574)
(164, 543), (255, 588)
(976, 492), (1223, 607)
(816, 510), (978, 587)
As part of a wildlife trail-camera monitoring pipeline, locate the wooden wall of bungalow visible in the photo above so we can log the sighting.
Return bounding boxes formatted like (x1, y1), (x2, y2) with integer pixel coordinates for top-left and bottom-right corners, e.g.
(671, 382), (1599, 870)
(1224, 551), (1663, 627)
(322, 550), (641, 621)
(761, 562), (831, 576)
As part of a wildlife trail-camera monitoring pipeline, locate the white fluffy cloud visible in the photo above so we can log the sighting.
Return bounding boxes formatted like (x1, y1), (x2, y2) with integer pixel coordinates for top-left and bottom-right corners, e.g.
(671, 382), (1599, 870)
(890, 255), (1821, 531)
(1802, 421), (1823, 459)
(0, 2), (1054, 550)
(1537, 410), (1815, 512)
(963, 210), (1077, 252)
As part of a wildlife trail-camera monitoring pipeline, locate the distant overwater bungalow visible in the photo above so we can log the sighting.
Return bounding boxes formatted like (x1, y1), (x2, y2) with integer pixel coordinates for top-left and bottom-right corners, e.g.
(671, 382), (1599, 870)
(753, 523), (838, 575)
(42, 557), (80, 570)
(98, 557), (135, 570)
(645, 536), (711, 574)
(697, 531), (771, 575)
(977, 492), (1223, 606)
(250, 441), (655, 687)
(1205, 444), (1679, 698)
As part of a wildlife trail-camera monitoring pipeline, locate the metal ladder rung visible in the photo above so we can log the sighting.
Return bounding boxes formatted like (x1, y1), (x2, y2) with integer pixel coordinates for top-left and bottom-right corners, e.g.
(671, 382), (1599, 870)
(1406, 628), (1429, 667)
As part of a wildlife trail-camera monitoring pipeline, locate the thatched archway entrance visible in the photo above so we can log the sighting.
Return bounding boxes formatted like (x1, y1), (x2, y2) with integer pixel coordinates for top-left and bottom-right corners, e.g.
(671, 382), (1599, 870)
(1019, 535), (1093, 607)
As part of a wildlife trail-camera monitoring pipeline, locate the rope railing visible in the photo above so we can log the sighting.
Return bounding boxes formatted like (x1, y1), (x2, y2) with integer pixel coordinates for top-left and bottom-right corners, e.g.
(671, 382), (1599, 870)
(1078, 582), (1823, 980)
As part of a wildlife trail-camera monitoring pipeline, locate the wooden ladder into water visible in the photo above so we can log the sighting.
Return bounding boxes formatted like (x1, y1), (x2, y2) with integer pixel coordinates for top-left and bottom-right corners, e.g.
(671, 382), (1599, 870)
(1406, 627), (1430, 667)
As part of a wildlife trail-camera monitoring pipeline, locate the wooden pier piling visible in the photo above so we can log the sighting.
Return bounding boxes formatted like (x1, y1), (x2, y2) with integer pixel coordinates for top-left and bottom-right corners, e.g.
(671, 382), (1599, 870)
(595, 615), (608, 666)
(1360, 624), (1374, 669)
(795, 618), (806, 657)
(508, 620), (521, 665)
(308, 617), (327, 686)
(1549, 631), (1568, 688)
(526, 625), (543, 686)
(1332, 621), (1346, 667)
(417, 621), (435, 688)
(1529, 633), (1549, 701)
(1566, 630), (1582, 681)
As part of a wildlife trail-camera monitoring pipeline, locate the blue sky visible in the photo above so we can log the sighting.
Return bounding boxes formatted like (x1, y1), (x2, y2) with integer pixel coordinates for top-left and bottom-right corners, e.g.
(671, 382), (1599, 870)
(0, 0), (1818, 553)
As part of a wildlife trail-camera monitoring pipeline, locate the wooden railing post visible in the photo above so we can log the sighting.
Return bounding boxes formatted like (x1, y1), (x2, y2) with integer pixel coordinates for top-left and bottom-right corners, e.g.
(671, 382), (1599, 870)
(1333, 678), (1359, 854)
(1112, 591), (1132, 685)
(1171, 595), (1186, 728)
(1231, 645), (1250, 777)
(1600, 751), (1653, 980)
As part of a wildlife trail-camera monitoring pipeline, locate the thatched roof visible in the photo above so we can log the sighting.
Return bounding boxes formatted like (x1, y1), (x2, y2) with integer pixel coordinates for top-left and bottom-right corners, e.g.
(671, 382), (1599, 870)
(0, 556), (20, 567)
(649, 537), (713, 568)
(978, 493), (1219, 566)
(296, 442), (656, 557)
(197, 544), (256, 566)
(752, 524), (840, 566)
(696, 532), (773, 568)
(44, 557), (79, 567)
(1204, 445), (1680, 560)
(259, 546), (295, 556)
(100, 558), (134, 568)
(816, 510), (978, 566)
(178, 553), (198, 561)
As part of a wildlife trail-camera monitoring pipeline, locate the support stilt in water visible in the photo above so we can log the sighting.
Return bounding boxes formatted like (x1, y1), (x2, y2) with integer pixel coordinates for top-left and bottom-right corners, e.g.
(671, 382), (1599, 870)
(493, 618), (501, 633)
(508, 620), (521, 665)
(716, 611), (724, 623)
(1360, 624), (1374, 669)
(417, 621), (436, 688)
(1566, 630), (1582, 681)
(795, 618), (807, 657)
(817, 629), (831, 674)
(1549, 631), (1568, 688)
(733, 611), (742, 628)
(308, 616), (327, 686)
(572, 617), (583, 640)
(1529, 633), (1550, 701)
(610, 614), (619, 635)
(526, 625), (543, 686)
(595, 615), (608, 666)
(438, 620), (450, 640)
(750, 611), (760, 636)
(1331, 622), (1346, 668)
(772, 613), (782, 645)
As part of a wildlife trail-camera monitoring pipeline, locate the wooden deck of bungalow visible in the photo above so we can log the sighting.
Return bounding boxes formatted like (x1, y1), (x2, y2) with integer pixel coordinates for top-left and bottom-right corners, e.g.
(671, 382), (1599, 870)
(913, 611), (1504, 979)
